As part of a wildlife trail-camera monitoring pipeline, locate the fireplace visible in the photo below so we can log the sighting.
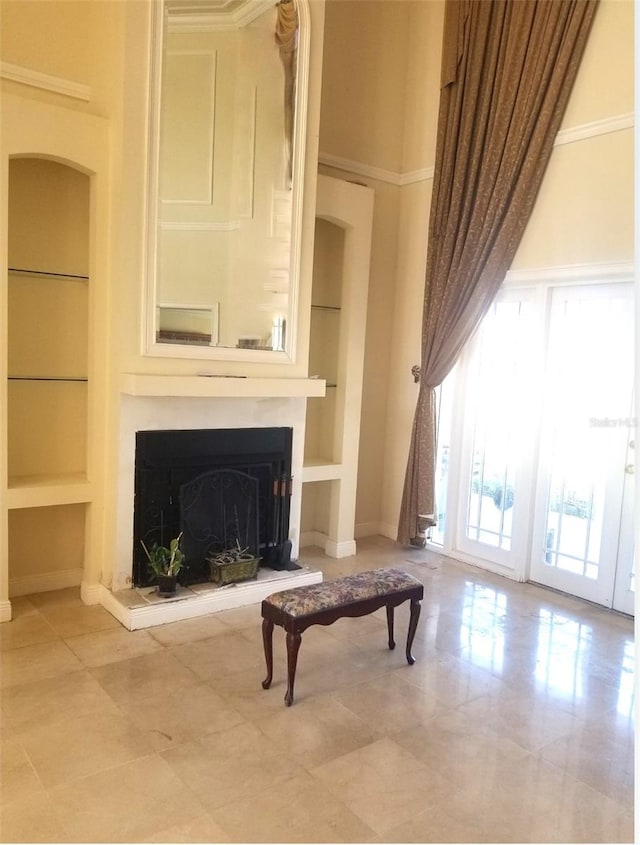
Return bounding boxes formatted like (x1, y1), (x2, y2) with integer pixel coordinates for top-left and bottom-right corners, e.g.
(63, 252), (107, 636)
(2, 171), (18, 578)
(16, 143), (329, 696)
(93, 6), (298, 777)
(133, 427), (295, 587)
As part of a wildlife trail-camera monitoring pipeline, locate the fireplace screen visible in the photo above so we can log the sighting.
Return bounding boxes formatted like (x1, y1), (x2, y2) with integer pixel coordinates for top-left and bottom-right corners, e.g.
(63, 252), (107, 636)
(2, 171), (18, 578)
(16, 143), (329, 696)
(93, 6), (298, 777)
(180, 469), (260, 565)
(133, 427), (294, 586)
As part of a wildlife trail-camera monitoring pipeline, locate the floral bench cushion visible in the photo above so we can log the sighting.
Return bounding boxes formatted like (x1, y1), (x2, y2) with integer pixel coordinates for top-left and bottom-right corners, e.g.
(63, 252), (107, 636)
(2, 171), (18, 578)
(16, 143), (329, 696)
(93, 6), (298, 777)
(264, 568), (422, 618)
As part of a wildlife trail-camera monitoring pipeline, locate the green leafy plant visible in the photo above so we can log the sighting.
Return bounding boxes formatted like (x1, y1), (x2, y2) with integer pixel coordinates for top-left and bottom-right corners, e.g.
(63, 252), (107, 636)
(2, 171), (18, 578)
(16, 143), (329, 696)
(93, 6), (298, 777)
(141, 532), (184, 577)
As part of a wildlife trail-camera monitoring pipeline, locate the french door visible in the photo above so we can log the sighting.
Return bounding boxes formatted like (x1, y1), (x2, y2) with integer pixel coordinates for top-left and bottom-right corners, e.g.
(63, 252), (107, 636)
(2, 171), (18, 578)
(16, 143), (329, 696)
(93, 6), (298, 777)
(529, 283), (634, 612)
(438, 274), (634, 615)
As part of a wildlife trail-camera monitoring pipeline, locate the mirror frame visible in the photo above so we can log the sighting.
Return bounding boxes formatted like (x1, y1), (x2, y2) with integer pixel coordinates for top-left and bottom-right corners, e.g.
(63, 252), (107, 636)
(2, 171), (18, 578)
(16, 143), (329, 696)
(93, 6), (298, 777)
(142, 0), (310, 363)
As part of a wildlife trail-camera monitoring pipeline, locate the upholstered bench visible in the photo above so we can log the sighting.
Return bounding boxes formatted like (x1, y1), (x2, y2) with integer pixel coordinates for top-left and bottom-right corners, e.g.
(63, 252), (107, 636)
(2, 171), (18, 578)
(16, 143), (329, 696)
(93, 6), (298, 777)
(261, 568), (424, 705)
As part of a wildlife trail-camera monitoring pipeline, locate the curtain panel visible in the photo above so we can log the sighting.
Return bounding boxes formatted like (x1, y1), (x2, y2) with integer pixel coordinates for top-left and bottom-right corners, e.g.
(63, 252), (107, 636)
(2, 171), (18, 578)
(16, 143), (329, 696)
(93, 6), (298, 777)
(397, 0), (599, 546)
(275, 0), (299, 185)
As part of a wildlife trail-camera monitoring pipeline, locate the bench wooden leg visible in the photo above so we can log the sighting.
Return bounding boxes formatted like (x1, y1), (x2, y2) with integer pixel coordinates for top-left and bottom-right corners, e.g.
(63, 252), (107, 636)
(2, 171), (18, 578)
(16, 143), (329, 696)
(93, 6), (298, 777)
(406, 597), (421, 665)
(261, 618), (274, 689)
(386, 604), (395, 650)
(284, 631), (302, 706)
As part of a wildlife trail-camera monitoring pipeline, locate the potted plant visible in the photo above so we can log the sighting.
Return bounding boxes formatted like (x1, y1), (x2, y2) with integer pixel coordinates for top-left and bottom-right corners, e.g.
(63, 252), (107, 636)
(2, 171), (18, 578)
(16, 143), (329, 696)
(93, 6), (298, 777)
(207, 539), (260, 586)
(141, 532), (184, 596)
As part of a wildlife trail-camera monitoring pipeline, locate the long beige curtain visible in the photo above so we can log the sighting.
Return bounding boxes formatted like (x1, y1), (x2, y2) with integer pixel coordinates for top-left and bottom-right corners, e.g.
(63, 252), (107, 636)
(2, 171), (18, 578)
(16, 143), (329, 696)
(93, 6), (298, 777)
(397, 0), (599, 546)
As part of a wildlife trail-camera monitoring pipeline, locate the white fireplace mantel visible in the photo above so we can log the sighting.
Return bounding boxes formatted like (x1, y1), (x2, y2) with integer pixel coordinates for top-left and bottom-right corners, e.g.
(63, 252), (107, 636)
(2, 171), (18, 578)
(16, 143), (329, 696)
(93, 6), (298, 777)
(120, 373), (326, 398)
(110, 388), (315, 613)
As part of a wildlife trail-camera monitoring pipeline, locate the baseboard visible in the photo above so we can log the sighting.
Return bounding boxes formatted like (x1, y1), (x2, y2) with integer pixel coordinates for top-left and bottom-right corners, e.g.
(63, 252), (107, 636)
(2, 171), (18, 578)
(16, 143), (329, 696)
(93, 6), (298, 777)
(355, 521), (382, 539)
(299, 532), (357, 558)
(81, 581), (103, 606)
(8, 567), (83, 598)
(98, 585), (135, 629)
(299, 530), (325, 549)
(378, 522), (398, 541)
(0, 600), (13, 623)
(324, 538), (357, 558)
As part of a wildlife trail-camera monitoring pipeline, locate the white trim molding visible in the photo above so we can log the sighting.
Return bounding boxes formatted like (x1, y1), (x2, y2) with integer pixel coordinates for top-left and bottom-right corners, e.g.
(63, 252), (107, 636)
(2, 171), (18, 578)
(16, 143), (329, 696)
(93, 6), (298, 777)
(379, 522), (400, 542)
(318, 152), (400, 185)
(324, 539), (357, 558)
(98, 567), (322, 630)
(355, 521), (384, 539)
(319, 113), (634, 186)
(80, 582), (103, 606)
(318, 152), (433, 187)
(505, 260), (634, 287)
(8, 567), (83, 598)
(0, 62), (91, 102)
(159, 220), (241, 232)
(398, 167), (435, 186)
(554, 112), (634, 147)
(0, 600), (12, 623)
(300, 531), (357, 559)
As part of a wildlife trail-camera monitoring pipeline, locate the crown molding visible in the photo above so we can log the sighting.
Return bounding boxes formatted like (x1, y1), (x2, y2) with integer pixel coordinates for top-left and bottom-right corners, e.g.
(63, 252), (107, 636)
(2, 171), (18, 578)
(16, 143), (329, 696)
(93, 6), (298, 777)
(554, 112), (634, 147)
(168, 0), (273, 32)
(0, 61), (91, 102)
(319, 112), (634, 186)
(318, 152), (433, 186)
(505, 261), (634, 286)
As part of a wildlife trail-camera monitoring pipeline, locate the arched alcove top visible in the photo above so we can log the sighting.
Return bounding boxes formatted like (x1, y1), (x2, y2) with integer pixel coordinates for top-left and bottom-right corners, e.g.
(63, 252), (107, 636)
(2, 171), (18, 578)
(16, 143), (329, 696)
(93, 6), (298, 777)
(315, 174), (374, 231)
(2, 93), (109, 174)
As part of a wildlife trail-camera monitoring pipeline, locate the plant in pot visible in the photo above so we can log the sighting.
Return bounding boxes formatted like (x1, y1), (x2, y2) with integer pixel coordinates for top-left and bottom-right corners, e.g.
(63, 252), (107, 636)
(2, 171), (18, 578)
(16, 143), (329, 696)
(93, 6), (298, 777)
(141, 532), (184, 597)
(207, 539), (260, 586)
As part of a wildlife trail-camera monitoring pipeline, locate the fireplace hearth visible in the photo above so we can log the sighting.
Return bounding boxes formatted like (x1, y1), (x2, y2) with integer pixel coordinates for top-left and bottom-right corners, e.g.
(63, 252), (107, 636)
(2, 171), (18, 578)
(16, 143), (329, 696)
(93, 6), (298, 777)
(133, 427), (295, 587)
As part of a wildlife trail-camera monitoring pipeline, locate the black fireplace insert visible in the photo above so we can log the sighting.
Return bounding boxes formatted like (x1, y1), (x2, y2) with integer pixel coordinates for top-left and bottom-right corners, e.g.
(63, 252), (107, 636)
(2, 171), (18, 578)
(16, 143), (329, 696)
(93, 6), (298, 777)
(133, 427), (295, 587)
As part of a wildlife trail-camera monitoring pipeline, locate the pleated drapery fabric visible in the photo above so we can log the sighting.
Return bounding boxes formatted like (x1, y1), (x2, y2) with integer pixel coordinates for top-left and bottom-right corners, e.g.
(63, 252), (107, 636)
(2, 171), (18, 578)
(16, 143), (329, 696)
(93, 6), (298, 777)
(397, 0), (599, 547)
(275, 0), (298, 185)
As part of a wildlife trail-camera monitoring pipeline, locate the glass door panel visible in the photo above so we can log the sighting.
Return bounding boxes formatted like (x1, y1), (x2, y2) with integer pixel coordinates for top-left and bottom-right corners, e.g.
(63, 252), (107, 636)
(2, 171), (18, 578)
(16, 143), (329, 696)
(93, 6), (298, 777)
(455, 291), (538, 570)
(530, 283), (634, 609)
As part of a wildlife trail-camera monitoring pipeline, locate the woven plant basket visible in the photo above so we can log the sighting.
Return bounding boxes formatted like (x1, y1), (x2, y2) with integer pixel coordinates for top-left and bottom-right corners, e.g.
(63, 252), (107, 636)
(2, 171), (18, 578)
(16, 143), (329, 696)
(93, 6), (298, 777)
(208, 554), (260, 586)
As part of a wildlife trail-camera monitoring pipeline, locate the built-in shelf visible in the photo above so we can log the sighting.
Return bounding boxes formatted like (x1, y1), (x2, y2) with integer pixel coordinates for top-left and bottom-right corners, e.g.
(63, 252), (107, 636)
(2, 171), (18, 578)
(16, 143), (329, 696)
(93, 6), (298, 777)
(302, 459), (343, 482)
(8, 376), (88, 382)
(301, 175), (374, 558)
(8, 267), (89, 282)
(121, 373), (327, 398)
(7, 473), (92, 509)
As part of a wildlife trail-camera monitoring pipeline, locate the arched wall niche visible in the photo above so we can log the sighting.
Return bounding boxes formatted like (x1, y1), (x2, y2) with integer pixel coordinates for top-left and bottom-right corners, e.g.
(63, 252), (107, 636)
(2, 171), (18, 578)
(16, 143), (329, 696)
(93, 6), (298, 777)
(1, 95), (111, 620)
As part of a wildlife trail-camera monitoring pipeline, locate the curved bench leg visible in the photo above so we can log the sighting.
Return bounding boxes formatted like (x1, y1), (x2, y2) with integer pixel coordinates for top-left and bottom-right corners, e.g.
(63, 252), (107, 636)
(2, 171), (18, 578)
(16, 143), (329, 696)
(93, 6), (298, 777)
(261, 618), (274, 689)
(406, 598), (421, 665)
(386, 604), (396, 650)
(284, 631), (302, 706)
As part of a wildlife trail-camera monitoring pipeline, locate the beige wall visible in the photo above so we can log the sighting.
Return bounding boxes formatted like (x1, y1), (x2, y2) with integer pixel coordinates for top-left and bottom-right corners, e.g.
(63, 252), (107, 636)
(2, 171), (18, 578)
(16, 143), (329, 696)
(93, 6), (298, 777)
(0, 0), (124, 119)
(0, 0), (633, 600)
(1, 0), (326, 609)
(318, 0), (635, 540)
(319, 0), (411, 173)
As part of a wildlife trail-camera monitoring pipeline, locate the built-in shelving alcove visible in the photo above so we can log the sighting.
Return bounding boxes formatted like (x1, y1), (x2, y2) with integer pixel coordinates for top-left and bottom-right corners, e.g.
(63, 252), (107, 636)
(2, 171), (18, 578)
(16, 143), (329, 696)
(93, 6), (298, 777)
(6, 158), (91, 598)
(300, 175), (374, 557)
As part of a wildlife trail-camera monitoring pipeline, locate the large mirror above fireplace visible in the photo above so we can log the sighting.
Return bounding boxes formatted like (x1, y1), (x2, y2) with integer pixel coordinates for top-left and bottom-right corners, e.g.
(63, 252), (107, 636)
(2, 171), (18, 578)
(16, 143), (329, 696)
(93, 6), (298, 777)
(144, 0), (310, 361)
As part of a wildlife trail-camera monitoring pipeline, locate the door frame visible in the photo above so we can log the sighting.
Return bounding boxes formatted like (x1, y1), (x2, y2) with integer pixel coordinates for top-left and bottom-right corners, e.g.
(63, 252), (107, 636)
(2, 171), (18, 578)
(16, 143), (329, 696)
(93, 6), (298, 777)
(431, 262), (635, 613)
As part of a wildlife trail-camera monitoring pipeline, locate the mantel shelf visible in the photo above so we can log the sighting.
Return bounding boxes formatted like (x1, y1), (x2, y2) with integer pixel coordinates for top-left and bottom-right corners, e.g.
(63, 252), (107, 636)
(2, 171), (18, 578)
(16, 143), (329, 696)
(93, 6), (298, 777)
(120, 373), (327, 398)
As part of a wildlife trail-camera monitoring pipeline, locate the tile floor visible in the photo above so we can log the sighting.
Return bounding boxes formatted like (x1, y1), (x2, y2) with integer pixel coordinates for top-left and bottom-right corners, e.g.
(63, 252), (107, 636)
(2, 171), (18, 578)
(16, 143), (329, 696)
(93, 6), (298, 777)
(0, 537), (635, 843)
